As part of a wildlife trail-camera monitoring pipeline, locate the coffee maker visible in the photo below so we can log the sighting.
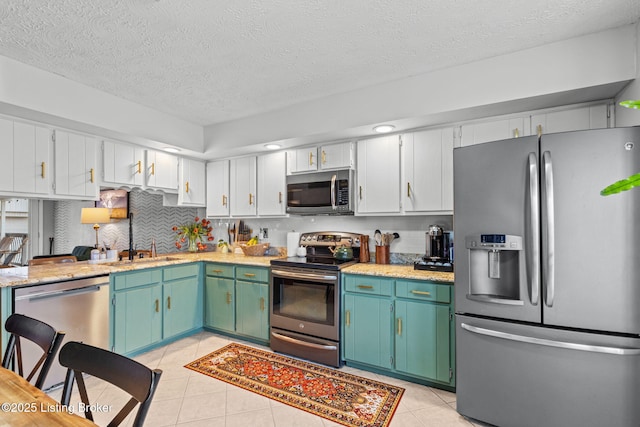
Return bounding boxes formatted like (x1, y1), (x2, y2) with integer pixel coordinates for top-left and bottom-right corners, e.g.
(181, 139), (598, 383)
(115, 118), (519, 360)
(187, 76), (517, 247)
(415, 225), (454, 272)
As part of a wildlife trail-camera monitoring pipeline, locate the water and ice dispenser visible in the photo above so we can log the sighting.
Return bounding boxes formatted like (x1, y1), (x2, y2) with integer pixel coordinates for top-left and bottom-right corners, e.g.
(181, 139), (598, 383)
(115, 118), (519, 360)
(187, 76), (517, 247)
(465, 234), (523, 305)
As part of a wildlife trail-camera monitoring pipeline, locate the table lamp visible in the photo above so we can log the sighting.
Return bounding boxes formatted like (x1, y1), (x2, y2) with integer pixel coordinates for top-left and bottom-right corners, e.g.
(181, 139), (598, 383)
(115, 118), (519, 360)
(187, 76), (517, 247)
(81, 208), (110, 248)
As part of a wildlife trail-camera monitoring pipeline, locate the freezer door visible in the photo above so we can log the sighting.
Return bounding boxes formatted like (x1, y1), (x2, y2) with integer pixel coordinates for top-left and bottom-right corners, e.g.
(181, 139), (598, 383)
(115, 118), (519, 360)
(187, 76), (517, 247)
(454, 135), (541, 323)
(456, 315), (640, 427)
(541, 127), (640, 334)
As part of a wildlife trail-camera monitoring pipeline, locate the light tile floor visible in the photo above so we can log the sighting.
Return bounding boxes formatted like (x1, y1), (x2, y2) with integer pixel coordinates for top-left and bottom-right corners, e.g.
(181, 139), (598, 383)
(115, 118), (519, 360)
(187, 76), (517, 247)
(48, 331), (483, 427)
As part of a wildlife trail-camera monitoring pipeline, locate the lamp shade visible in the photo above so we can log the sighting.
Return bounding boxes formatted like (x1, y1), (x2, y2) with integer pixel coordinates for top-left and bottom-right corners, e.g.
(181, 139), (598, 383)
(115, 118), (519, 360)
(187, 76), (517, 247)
(80, 208), (110, 224)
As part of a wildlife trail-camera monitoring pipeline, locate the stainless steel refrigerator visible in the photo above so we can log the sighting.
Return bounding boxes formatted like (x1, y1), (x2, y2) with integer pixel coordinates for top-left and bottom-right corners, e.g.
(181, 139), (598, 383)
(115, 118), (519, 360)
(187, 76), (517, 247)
(454, 126), (640, 427)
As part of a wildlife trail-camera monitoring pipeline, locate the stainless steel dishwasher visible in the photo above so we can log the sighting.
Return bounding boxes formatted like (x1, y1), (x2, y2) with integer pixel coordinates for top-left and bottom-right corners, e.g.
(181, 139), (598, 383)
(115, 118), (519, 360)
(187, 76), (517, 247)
(13, 275), (110, 390)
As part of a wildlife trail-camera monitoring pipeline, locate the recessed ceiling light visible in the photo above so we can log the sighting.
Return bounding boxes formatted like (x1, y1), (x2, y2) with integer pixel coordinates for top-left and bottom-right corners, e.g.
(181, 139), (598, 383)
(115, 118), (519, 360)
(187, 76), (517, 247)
(264, 143), (281, 150)
(163, 147), (181, 153)
(373, 124), (395, 133)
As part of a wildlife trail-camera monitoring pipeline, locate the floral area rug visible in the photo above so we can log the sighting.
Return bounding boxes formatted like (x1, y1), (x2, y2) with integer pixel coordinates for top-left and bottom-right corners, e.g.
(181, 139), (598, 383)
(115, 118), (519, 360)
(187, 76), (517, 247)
(184, 343), (404, 427)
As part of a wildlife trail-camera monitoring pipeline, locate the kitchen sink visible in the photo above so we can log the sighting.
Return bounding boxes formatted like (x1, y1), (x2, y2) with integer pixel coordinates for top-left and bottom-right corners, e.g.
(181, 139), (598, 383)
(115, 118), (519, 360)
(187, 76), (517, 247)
(103, 256), (183, 266)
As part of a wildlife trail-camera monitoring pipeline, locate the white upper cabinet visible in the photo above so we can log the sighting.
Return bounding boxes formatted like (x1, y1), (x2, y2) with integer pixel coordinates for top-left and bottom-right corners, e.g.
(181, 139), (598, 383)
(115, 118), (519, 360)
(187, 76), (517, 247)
(257, 151), (287, 216)
(287, 141), (354, 174)
(206, 160), (230, 217)
(356, 135), (401, 214)
(102, 139), (145, 187)
(403, 128), (454, 213)
(531, 104), (609, 135)
(146, 149), (179, 192)
(460, 116), (528, 147)
(178, 158), (206, 206)
(0, 119), (51, 196)
(53, 129), (98, 199)
(319, 141), (354, 170)
(230, 156), (257, 217)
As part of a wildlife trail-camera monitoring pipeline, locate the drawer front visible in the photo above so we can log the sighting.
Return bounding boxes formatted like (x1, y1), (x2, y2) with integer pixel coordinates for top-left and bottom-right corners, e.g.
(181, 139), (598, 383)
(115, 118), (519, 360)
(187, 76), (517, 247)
(343, 275), (392, 296)
(395, 280), (451, 303)
(236, 266), (269, 283)
(205, 263), (235, 278)
(163, 264), (200, 281)
(113, 268), (162, 291)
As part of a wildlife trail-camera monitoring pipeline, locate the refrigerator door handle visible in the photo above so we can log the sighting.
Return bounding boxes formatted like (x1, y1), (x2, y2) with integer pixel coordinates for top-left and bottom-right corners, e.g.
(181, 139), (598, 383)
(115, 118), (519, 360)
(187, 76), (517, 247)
(461, 323), (640, 356)
(527, 152), (540, 306)
(542, 150), (555, 307)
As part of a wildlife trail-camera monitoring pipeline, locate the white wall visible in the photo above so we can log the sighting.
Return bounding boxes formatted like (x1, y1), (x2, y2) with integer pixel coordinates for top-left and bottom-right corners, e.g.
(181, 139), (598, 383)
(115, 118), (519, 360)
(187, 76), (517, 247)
(205, 25), (637, 157)
(616, 23), (640, 126)
(0, 56), (203, 153)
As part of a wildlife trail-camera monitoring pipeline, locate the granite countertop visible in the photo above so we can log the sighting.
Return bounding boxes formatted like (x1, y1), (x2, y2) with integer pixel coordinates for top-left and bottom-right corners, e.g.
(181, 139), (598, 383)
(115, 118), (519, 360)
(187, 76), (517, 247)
(342, 263), (454, 283)
(0, 252), (453, 288)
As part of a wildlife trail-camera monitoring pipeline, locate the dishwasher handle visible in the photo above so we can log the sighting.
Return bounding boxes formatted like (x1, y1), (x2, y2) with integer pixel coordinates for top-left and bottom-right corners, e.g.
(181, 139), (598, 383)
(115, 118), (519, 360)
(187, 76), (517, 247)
(23, 285), (104, 302)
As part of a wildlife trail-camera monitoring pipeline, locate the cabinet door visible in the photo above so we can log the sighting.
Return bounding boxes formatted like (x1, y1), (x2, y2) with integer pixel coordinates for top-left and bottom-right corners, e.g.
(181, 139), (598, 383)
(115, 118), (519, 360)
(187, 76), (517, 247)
(204, 276), (235, 332)
(230, 156), (257, 216)
(257, 152), (286, 216)
(206, 160), (230, 217)
(404, 130), (442, 212)
(319, 142), (353, 170)
(343, 293), (392, 369)
(163, 277), (202, 338)
(102, 139), (144, 187)
(178, 158), (206, 206)
(460, 117), (526, 146)
(113, 284), (162, 354)
(54, 130), (98, 198)
(395, 300), (452, 383)
(291, 147), (318, 173)
(531, 104), (609, 135)
(236, 280), (269, 340)
(0, 118), (13, 192)
(146, 149), (178, 191)
(356, 135), (401, 214)
(13, 122), (50, 195)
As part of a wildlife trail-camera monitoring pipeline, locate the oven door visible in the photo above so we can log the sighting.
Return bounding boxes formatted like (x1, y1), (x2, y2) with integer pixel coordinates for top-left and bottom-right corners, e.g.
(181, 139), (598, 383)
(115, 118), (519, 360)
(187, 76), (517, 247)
(270, 267), (339, 341)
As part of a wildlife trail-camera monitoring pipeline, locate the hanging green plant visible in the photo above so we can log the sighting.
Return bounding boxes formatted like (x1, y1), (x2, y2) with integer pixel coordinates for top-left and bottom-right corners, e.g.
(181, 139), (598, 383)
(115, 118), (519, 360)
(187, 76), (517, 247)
(600, 173), (640, 196)
(619, 100), (640, 110)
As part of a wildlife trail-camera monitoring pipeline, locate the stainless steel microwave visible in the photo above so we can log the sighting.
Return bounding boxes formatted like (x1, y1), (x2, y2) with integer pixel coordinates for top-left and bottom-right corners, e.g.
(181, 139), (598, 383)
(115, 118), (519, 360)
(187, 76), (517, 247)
(286, 169), (354, 215)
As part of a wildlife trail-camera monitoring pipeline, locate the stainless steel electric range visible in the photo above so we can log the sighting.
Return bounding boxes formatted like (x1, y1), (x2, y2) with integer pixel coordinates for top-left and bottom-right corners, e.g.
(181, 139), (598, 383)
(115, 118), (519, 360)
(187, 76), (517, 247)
(269, 231), (361, 367)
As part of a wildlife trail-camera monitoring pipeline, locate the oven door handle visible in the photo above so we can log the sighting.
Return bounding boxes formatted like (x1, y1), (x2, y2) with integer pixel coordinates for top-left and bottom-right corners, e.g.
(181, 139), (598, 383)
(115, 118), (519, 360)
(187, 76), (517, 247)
(271, 331), (338, 351)
(271, 269), (338, 282)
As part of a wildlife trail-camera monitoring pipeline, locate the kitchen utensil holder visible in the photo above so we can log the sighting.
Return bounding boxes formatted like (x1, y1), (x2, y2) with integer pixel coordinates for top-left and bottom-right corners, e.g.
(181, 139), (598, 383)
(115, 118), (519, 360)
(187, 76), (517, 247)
(375, 245), (390, 264)
(359, 235), (370, 263)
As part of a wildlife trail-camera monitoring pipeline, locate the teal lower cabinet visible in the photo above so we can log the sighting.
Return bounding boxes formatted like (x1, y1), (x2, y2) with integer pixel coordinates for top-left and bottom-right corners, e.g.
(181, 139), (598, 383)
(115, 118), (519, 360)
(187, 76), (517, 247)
(204, 263), (269, 343)
(342, 274), (455, 391)
(111, 263), (202, 356)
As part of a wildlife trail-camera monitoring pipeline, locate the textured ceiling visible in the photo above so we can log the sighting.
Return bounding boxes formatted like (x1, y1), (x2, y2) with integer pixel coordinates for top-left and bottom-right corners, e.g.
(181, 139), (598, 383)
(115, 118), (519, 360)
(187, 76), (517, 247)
(0, 0), (639, 126)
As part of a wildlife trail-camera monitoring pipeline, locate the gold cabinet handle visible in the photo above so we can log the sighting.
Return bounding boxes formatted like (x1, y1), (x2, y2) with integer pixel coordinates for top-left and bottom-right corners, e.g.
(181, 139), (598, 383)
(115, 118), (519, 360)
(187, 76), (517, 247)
(155, 299), (159, 313)
(137, 160), (142, 174)
(278, 191), (282, 203)
(260, 297), (265, 312)
(357, 284), (373, 290)
(407, 182), (411, 198)
(321, 150), (326, 164)
(345, 310), (350, 327)
(226, 291), (232, 304)
(222, 195), (227, 206)
(249, 193), (253, 205)
(244, 273), (256, 278)
(185, 181), (190, 193)
(90, 168), (95, 183)
(309, 151), (314, 166)
(41, 162), (46, 179)
(411, 290), (432, 296)
(397, 318), (402, 336)
(167, 296), (171, 310)
(212, 269), (223, 273)
(514, 128), (520, 138)
(537, 125), (543, 137)
(151, 162), (155, 175)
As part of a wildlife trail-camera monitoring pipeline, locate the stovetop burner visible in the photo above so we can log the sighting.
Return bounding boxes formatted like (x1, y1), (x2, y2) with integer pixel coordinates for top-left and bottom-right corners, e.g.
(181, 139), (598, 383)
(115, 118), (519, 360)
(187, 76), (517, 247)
(270, 231), (362, 271)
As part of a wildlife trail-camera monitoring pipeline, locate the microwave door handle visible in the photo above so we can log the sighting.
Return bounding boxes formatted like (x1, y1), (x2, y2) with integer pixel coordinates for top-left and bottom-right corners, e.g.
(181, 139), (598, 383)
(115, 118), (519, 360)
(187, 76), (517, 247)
(331, 174), (337, 210)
